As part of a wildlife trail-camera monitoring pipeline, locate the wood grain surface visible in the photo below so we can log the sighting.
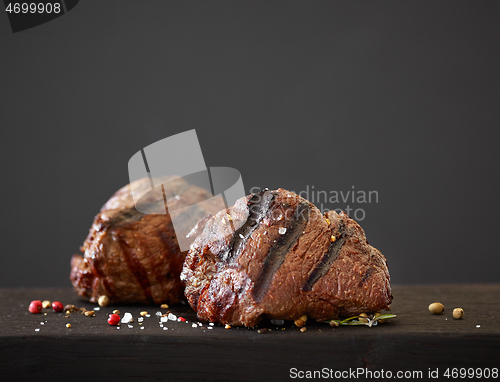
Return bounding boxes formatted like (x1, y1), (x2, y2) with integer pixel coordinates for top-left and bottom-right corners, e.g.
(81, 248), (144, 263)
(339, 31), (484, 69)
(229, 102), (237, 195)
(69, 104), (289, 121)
(1, 284), (499, 381)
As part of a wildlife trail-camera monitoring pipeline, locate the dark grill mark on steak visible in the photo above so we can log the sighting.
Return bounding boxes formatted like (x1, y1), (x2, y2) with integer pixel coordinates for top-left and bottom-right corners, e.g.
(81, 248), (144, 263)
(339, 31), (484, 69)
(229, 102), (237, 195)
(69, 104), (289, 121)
(117, 235), (153, 303)
(220, 190), (276, 263)
(252, 202), (311, 302)
(90, 254), (113, 294)
(361, 267), (373, 283)
(302, 221), (347, 291)
(105, 208), (144, 227)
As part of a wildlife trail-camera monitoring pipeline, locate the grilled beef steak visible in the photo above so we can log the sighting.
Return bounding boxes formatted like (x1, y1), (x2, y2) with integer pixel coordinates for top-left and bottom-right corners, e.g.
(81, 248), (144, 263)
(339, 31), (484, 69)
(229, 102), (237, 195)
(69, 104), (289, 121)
(181, 188), (392, 327)
(70, 177), (222, 305)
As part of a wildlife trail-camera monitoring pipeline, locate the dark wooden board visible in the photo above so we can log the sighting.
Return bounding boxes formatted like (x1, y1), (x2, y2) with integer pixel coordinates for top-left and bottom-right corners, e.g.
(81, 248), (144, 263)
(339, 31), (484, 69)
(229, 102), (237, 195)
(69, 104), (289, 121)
(1, 284), (499, 381)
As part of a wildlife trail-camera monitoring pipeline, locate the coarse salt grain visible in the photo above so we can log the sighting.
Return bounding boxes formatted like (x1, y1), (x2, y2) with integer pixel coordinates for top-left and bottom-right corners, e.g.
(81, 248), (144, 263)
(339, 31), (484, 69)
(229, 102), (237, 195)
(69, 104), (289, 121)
(163, 327), (168, 330)
(168, 313), (177, 321)
(140, 327), (144, 330)
(94, 307), (100, 311)
(476, 325), (481, 328)
(128, 325), (133, 328)
(117, 327), (120, 329)
(208, 326), (213, 330)
(198, 323), (202, 326)
(160, 324), (163, 328)
(160, 316), (168, 323)
(156, 311), (162, 316)
(138, 317), (144, 322)
(192, 323), (197, 328)
(279, 227), (287, 235)
(35, 328), (40, 332)
(145, 314), (151, 318)
(209, 323), (214, 326)
(121, 312), (133, 324)
(40, 322), (44, 325)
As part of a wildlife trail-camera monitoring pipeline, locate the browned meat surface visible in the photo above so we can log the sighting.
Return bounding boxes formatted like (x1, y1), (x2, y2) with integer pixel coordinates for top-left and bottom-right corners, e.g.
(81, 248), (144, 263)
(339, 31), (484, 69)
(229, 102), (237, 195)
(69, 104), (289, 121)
(181, 188), (392, 327)
(70, 177), (222, 305)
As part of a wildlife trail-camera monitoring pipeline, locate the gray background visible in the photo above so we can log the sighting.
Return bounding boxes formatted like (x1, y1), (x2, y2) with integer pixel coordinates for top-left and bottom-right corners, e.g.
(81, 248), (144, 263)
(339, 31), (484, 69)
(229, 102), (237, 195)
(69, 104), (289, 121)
(1, 1), (499, 287)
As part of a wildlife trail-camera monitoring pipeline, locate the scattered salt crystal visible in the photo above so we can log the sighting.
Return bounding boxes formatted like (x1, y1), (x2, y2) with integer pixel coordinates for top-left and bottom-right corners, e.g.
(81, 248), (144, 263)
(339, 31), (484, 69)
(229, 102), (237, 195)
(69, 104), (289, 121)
(121, 312), (133, 324)
(239, 234), (244, 239)
(156, 311), (162, 317)
(168, 313), (177, 321)
(138, 317), (144, 322)
(94, 307), (100, 311)
(140, 327), (145, 330)
(476, 325), (481, 328)
(35, 328), (40, 332)
(192, 323), (197, 328)
(198, 323), (202, 326)
(160, 324), (163, 328)
(145, 314), (151, 318)
(163, 327), (168, 330)
(160, 316), (168, 323)
(40, 322), (44, 325)
(277, 214), (283, 221)
(278, 227), (287, 235)
(128, 325), (133, 328)
(208, 326), (213, 330)
(117, 327), (120, 329)
(209, 323), (214, 326)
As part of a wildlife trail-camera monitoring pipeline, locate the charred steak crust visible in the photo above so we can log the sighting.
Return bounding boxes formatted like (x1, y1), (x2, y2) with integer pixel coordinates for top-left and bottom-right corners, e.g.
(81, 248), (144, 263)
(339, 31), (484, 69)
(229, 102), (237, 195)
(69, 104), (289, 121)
(181, 188), (392, 327)
(70, 177), (222, 305)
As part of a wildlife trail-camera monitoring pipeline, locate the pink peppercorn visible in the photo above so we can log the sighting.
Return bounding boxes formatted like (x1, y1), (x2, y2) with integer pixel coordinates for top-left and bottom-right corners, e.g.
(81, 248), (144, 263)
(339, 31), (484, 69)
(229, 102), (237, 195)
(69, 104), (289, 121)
(52, 301), (64, 312)
(108, 313), (120, 326)
(29, 300), (43, 314)
(179, 317), (186, 322)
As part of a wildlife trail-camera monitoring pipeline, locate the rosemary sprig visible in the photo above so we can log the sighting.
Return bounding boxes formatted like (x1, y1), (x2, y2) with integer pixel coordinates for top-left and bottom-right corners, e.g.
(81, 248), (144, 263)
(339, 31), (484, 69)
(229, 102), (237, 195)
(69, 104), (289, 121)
(324, 313), (397, 328)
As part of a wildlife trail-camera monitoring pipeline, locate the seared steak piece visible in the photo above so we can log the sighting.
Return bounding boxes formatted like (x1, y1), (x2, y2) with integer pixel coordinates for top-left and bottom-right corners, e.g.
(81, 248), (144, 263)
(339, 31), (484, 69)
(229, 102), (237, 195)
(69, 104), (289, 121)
(70, 177), (222, 305)
(181, 188), (392, 327)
